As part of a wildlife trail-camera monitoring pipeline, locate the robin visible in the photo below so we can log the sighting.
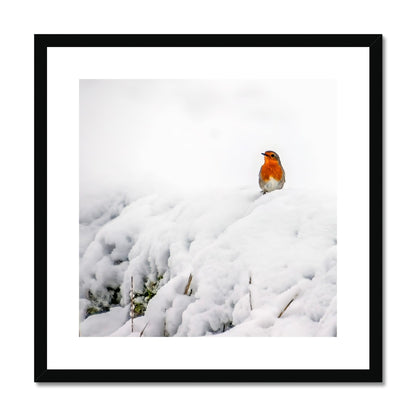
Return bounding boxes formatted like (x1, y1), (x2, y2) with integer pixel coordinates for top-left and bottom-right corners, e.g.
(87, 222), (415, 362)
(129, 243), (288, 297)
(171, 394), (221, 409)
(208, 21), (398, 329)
(259, 150), (285, 194)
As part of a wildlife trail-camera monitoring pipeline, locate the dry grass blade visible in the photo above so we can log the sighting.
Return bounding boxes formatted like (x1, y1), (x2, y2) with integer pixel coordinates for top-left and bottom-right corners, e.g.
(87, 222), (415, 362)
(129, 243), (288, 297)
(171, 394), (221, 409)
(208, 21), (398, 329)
(278, 295), (298, 318)
(140, 322), (149, 337)
(130, 276), (134, 333)
(249, 275), (253, 311)
(184, 274), (193, 295)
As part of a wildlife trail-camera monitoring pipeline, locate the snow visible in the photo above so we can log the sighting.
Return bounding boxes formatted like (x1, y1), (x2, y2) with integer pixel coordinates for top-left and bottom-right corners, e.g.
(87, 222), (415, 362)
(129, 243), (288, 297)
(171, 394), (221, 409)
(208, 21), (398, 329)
(79, 186), (336, 337)
(80, 305), (130, 337)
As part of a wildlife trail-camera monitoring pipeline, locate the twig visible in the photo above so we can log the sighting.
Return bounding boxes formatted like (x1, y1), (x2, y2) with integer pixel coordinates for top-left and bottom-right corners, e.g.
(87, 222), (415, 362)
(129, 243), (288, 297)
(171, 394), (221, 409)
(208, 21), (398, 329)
(140, 322), (149, 337)
(129, 276), (134, 333)
(184, 274), (193, 295)
(278, 295), (298, 318)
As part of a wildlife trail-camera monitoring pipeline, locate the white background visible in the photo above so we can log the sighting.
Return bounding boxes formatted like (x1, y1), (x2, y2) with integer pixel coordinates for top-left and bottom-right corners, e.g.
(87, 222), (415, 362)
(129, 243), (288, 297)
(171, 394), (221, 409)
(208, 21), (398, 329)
(0, 0), (413, 415)
(47, 46), (368, 370)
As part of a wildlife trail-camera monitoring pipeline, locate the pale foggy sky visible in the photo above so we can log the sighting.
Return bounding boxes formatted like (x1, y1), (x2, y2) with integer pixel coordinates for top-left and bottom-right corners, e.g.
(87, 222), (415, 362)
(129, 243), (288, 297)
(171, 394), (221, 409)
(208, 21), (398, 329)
(80, 79), (336, 197)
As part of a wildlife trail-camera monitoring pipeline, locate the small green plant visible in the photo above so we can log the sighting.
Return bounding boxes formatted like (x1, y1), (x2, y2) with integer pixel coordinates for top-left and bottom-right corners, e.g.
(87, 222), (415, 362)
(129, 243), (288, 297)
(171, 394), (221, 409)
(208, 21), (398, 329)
(86, 305), (102, 316)
(133, 302), (146, 316)
(85, 287), (120, 318)
(130, 275), (164, 319)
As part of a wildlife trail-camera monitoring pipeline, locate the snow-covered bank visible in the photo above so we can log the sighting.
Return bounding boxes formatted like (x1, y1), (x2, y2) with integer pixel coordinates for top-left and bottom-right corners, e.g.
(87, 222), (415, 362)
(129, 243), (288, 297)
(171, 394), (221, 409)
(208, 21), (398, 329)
(79, 187), (336, 337)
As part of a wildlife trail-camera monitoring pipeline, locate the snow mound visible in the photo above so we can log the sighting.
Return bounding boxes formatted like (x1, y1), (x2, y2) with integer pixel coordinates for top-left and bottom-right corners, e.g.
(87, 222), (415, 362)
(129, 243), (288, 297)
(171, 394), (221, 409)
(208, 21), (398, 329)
(79, 187), (336, 337)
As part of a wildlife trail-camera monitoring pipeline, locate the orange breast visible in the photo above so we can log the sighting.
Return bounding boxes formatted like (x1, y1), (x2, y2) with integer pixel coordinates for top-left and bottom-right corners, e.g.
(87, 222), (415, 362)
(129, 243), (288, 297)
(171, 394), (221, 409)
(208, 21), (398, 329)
(260, 162), (283, 181)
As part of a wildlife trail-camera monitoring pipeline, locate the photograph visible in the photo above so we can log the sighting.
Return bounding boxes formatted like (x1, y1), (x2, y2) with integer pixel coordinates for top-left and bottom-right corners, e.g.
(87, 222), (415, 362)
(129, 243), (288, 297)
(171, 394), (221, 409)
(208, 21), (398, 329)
(79, 79), (337, 337)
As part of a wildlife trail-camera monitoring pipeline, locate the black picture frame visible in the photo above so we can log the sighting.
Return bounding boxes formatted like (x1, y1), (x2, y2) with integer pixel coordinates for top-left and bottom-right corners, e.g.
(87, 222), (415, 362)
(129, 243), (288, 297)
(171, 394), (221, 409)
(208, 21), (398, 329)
(35, 34), (383, 383)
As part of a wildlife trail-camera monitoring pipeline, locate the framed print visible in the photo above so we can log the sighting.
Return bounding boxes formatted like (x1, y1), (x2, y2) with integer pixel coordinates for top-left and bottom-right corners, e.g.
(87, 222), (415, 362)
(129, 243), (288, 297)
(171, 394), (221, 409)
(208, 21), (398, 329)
(34, 34), (382, 382)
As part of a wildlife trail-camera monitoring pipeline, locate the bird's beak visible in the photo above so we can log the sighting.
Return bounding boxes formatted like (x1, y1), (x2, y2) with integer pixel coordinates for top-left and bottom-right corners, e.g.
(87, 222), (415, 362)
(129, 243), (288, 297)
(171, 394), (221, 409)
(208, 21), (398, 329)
(261, 153), (266, 156)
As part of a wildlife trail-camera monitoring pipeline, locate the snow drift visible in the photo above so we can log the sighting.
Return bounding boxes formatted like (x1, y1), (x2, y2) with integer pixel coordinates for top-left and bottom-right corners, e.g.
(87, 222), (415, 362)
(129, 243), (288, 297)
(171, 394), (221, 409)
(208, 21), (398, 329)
(79, 187), (336, 337)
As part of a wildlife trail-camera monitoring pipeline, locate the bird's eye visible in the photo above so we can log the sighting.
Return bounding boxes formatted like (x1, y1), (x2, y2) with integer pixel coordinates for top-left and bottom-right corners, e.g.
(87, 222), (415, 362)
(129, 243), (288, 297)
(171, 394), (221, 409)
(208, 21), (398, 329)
(271, 154), (275, 158)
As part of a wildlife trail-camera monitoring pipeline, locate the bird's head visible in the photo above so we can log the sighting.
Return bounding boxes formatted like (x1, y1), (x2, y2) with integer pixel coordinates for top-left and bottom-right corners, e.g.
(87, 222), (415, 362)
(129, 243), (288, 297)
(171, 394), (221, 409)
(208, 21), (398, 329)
(261, 150), (280, 163)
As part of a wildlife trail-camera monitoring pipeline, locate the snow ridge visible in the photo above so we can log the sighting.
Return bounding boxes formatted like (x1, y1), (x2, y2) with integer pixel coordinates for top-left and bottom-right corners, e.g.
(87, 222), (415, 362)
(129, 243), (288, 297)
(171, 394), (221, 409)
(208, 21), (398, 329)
(79, 187), (337, 337)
